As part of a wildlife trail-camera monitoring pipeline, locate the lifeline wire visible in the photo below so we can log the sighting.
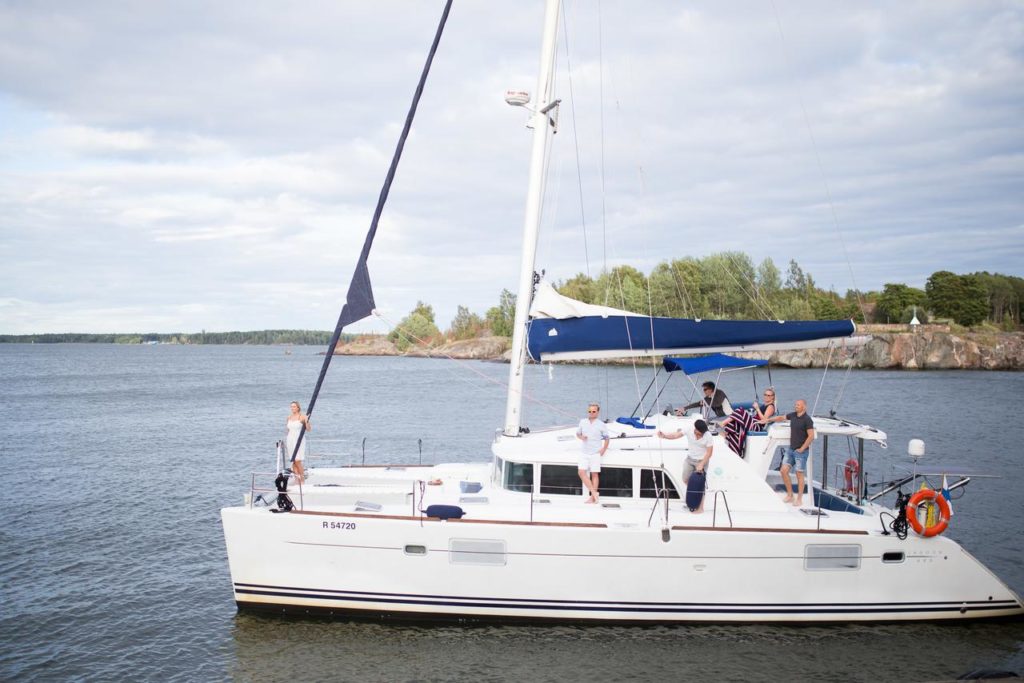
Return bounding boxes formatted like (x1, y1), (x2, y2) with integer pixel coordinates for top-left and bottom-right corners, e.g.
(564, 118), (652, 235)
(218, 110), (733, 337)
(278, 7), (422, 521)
(375, 310), (577, 422)
(770, 0), (868, 322)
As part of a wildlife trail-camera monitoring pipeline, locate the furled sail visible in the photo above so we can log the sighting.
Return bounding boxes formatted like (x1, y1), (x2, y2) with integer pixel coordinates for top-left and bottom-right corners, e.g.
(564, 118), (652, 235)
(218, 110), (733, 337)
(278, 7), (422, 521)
(526, 281), (859, 362)
(288, 0), (454, 465)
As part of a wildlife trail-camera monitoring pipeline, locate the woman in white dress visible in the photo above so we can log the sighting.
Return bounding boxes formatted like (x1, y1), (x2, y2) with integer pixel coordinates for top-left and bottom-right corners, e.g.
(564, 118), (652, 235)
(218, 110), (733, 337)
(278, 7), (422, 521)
(285, 401), (311, 483)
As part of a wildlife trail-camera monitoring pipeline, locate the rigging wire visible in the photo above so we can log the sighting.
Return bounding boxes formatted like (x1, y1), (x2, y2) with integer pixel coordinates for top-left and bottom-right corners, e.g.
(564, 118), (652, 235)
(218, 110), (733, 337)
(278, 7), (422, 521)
(670, 261), (696, 319)
(598, 0), (608, 277)
(713, 255), (779, 322)
(374, 310), (578, 421)
(769, 0), (868, 323)
(811, 341), (836, 416)
(560, 1), (591, 279)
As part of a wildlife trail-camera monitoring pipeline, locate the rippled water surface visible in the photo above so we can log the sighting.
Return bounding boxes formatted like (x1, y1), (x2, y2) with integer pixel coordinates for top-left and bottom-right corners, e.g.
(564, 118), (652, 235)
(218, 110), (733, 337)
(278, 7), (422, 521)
(1, 344), (1021, 682)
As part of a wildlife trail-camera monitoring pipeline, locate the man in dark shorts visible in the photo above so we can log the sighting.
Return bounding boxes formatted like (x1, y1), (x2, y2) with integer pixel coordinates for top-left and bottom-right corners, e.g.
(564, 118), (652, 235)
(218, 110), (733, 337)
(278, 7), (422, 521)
(769, 399), (815, 506)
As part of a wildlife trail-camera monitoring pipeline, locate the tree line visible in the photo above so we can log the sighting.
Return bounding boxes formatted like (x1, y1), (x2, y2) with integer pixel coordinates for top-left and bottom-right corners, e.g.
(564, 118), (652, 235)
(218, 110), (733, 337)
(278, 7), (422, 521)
(389, 254), (1023, 346)
(0, 330), (343, 345)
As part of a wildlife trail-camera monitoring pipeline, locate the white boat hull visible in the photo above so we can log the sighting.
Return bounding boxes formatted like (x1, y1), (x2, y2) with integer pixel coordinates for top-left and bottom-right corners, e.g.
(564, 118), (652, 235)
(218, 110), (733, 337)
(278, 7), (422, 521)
(222, 506), (1023, 623)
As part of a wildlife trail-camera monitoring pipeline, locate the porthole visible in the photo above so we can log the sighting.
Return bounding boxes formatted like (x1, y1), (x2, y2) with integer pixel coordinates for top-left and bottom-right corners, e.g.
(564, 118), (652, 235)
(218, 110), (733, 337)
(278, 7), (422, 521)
(882, 551), (905, 564)
(404, 545), (427, 556)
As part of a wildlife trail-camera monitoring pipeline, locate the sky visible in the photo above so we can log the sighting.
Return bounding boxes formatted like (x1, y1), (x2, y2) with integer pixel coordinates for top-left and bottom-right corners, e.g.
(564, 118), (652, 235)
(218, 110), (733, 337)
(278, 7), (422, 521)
(1, 0), (1022, 335)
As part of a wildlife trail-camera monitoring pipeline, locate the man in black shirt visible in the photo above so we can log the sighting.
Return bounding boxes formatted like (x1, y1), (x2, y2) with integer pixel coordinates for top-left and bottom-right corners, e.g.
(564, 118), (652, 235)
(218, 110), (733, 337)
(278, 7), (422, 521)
(769, 398), (815, 506)
(677, 381), (730, 418)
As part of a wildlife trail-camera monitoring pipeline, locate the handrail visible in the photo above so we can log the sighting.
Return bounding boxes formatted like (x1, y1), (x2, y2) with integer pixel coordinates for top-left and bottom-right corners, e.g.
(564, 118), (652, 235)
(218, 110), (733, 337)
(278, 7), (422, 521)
(710, 489), (733, 528)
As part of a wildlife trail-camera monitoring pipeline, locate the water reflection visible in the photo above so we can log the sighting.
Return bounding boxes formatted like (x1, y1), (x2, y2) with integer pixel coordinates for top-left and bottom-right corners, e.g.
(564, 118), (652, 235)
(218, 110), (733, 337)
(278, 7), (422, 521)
(229, 611), (1024, 682)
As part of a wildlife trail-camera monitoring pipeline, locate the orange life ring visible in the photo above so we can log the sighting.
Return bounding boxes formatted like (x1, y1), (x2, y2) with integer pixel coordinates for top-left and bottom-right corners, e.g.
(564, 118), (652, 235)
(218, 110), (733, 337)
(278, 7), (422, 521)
(907, 489), (951, 537)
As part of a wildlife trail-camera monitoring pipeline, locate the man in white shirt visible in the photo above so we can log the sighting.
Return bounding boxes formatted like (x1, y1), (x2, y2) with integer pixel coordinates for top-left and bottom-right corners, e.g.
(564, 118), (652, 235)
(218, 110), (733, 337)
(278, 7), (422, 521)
(576, 402), (610, 503)
(657, 418), (714, 487)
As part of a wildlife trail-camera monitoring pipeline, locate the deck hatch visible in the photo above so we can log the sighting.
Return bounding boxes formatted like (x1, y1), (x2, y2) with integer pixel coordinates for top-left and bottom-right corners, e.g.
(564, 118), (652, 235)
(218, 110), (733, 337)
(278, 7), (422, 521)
(804, 544), (862, 571)
(449, 538), (507, 566)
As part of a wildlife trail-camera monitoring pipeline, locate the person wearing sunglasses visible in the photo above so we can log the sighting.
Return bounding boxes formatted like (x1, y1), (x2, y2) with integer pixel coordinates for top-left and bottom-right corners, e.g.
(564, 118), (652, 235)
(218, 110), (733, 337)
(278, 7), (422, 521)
(576, 403), (610, 504)
(752, 387), (777, 428)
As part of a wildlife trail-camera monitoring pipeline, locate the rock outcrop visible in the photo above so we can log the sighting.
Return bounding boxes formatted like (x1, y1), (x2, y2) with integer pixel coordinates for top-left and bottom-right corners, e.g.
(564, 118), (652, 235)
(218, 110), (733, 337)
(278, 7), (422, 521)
(751, 331), (1024, 370)
(334, 335), (510, 360)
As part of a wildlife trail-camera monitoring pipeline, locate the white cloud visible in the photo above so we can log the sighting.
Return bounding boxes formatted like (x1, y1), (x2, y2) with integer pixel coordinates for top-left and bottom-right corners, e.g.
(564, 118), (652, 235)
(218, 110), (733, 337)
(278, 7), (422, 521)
(1, 1), (1022, 334)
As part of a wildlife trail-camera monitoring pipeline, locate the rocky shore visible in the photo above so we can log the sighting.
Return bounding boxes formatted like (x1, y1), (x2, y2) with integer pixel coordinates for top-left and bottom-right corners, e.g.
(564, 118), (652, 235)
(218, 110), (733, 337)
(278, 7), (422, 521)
(334, 330), (1024, 370)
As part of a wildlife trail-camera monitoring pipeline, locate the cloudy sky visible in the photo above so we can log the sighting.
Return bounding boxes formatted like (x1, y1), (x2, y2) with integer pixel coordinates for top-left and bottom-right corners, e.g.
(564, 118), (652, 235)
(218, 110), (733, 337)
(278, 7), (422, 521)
(1, 1), (1022, 335)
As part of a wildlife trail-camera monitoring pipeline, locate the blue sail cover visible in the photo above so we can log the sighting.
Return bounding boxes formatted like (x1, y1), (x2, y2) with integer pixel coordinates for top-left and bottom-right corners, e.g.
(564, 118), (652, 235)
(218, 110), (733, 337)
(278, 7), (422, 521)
(662, 353), (769, 375)
(526, 316), (855, 362)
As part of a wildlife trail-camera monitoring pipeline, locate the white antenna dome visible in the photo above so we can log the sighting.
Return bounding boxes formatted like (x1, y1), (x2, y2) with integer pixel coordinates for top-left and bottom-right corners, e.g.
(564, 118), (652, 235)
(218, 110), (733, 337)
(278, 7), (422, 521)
(908, 439), (925, 459)
(505, 90), (530, 106)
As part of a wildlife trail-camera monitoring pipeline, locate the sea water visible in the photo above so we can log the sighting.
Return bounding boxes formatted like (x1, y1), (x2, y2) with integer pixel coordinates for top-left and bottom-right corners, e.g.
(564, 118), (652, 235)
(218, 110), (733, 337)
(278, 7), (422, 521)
(1, 344), (1021, 682)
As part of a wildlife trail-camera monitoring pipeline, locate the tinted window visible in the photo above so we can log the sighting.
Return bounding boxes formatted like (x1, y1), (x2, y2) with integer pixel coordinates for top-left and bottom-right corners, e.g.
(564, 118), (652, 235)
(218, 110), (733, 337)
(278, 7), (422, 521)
(503, 461), (533, 493)
(640, 469), (680, 499)
(805, 544), (861, 571)
(597, 467), (633, 498)
(540, 465), (584, 496)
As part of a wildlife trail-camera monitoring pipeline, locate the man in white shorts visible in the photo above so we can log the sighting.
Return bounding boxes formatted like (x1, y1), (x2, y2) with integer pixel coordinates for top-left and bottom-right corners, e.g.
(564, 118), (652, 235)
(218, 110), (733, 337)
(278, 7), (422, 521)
(576, 403), (610, 503)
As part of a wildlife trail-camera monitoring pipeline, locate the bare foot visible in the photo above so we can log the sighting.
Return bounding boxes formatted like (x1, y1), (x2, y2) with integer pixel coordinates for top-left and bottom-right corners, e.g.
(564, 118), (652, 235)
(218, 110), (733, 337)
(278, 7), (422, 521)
(585, 496), (596, 504)
(782, 494), (793, 503)
(793, 498), (803, 507)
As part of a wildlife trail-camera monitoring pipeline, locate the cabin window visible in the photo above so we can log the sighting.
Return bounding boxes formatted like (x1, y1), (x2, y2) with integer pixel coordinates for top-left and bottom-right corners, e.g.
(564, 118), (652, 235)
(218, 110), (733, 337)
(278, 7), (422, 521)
(493, 457), (504, 485)
(503, 461), (533, 493)
(640, 469), (680, 499)
(804, 544), (862, 571)
(597, 467), (634, 498)
(540, 465), (584, 496)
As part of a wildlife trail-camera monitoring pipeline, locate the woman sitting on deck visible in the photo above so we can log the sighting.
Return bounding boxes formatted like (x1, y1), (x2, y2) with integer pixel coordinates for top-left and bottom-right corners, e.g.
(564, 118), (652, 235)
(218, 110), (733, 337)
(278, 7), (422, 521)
(720, 388), (777, 456)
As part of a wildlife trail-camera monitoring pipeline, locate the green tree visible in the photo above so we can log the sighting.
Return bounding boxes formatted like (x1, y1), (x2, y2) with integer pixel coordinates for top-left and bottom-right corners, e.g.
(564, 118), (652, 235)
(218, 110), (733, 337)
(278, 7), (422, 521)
(756, 258), (782, 308)
(594, 265), (648, 313)
(700, 252), (756, 318)
(926, 271), (988, 327)
(784, 260), (807, 292)
(449, 305), (484, 340)
(388, 301), (441, 351)
(811, 293), (844, 320)
(557, 273), (596, 304)
(485, 289), (517, 338)
(875, 283), (927, 323)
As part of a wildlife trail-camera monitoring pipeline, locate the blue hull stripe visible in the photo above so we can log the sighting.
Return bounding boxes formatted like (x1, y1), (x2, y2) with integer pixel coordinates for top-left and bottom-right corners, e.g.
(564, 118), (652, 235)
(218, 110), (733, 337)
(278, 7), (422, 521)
(233, 582), (1019, 615)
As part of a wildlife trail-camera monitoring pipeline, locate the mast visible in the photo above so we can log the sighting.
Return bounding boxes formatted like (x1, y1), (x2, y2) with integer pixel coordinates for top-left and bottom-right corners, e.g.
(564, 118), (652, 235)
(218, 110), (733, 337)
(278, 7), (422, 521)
(503, 0), (561, 436)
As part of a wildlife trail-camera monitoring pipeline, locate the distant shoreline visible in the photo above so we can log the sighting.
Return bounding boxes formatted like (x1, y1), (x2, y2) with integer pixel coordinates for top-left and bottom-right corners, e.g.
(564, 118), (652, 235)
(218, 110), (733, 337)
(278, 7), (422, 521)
(4, 328), (1022, 370)
(0, 330), (338, 345)
(331, 329), (1024, 371)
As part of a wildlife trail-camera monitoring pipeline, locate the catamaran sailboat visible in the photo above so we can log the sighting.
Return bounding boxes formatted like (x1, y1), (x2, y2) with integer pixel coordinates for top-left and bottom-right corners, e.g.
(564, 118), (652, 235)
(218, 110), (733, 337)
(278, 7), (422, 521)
(220, 0), (1023, 623)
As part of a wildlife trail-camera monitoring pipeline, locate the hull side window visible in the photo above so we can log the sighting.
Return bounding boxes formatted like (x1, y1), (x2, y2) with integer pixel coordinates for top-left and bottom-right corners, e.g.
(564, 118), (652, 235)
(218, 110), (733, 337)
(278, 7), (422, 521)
(503, 461), (533, 493)
(640, 469), (680, 499)
(805, 544), (862, 571)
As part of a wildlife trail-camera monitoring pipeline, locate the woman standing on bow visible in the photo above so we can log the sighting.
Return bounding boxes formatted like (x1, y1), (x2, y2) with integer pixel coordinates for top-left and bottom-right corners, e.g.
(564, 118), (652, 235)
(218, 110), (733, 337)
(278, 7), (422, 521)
(285, 401), (311, 484)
